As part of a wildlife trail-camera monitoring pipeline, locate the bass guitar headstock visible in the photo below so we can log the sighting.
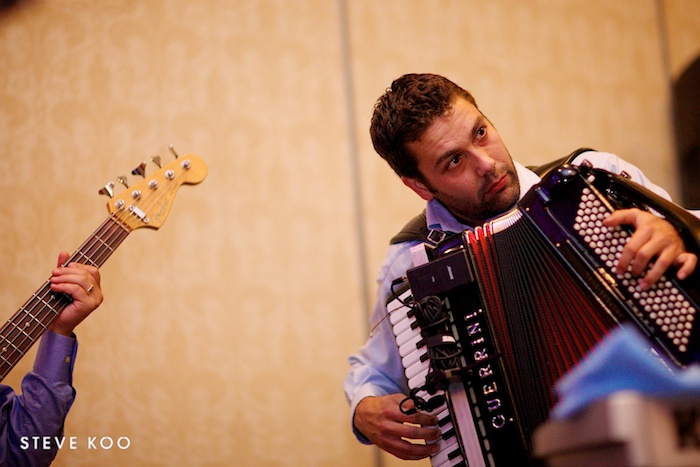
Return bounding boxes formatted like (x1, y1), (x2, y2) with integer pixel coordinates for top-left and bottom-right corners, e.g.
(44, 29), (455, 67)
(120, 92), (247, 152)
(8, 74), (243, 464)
(99, 148), (207, 231)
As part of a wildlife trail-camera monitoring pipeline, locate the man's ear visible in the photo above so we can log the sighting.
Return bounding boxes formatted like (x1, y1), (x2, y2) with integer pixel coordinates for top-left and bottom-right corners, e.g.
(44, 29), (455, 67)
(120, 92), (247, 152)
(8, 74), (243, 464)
(401, 176), (434, 201)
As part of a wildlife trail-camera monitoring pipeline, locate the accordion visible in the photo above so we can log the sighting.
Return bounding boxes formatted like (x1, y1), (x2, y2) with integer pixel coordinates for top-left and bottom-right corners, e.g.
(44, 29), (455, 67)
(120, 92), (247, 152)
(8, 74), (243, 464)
(389, 161), (700, 467)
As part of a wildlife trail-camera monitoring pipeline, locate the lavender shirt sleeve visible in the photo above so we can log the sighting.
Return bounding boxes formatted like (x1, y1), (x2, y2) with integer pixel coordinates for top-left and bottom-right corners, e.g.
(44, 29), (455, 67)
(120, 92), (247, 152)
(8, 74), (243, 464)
(0, 331), (78, 466)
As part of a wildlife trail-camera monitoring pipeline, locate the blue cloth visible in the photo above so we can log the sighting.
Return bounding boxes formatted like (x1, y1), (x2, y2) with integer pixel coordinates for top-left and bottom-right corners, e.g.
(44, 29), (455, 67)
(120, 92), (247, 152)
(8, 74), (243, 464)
(0, 331), (78, 466)
(552, 324), (700, 420)
(344, 150), (696, 444)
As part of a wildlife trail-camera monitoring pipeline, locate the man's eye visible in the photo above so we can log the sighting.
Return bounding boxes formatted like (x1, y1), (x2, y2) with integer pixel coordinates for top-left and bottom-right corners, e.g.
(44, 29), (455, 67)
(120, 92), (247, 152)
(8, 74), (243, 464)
(447, 155), (461, 169)
(476, 126), (486, 139)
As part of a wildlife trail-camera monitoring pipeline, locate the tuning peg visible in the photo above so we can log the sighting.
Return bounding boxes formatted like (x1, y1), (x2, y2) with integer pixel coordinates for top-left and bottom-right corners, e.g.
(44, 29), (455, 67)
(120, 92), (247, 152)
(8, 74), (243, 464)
(131, 162), (147, 178)
(117, 175), (129, 188)
(169, 144), (180, 159)
(98, 181), (115, 198)
(152, 155), (162, 168)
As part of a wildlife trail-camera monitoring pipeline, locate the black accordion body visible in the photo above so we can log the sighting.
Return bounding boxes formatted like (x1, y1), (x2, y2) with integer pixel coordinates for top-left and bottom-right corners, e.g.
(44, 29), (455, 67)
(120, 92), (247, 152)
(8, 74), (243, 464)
(389, 161), (700, 466)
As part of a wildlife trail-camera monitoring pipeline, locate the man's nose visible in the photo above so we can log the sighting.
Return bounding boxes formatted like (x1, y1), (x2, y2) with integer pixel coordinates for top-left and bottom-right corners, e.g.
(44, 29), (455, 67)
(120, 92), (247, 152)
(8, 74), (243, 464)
(473, 150), (496, 176)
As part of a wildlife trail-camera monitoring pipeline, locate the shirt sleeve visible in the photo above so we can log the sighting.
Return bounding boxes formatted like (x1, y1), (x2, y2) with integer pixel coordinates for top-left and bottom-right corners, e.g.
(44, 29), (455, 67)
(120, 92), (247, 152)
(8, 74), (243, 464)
(343, 242), (417, 443)
(0, 331), (78, 467)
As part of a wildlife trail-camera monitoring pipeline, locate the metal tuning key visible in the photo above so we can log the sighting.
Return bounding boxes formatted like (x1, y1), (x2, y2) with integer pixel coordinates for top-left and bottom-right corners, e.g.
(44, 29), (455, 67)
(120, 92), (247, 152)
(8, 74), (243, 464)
(98, 181), (115, 198)
(131, 162), (147, 178)
(169, 144), (180, 159)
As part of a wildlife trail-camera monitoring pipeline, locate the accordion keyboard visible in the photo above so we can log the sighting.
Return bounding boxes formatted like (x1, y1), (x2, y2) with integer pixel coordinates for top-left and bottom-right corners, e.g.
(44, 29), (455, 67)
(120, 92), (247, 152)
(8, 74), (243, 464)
(389, 289), (480, 467)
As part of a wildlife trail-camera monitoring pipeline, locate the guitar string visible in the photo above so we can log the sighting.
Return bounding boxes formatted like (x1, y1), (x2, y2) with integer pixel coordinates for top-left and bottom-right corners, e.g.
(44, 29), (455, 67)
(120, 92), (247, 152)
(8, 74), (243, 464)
(1, 166), (185, 373)
(1, 206), (137, 374)
(0, 161), (192, 377)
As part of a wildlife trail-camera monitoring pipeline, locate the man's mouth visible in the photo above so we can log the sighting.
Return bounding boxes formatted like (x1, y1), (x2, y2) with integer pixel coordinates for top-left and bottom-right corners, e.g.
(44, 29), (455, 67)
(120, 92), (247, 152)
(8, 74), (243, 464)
(485, 174), (508, 195)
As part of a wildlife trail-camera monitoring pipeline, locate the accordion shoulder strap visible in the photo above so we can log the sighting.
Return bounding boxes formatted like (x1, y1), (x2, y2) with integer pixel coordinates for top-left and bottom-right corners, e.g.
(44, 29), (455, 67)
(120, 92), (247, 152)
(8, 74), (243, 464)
(526, 147), (594, 177)
(390, 148), (593, 245)
(389, 210), (429, 245)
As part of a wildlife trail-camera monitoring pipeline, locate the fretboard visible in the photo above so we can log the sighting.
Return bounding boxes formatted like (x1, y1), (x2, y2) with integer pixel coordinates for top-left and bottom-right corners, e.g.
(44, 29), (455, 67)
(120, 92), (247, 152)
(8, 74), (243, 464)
(0, 215), (131, 381)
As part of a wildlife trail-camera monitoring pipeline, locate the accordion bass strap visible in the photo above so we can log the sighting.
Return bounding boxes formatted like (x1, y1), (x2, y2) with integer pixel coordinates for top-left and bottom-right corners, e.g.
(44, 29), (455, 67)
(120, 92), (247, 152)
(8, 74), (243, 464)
(590, 168), (700, 266)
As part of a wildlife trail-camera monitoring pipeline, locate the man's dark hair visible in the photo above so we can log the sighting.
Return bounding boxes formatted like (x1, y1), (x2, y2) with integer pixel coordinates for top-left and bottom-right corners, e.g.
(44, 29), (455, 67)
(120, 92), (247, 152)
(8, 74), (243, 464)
(370, 73), (478, 179)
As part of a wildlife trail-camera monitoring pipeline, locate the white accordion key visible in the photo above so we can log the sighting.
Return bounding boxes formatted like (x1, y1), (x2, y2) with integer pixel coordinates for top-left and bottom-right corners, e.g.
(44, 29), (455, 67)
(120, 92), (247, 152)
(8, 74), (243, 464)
(398, 333), (424, 358)
(396, 324), (422, 347)
(405, 355), (430, 380)
(402, 346), (425, 369)
(393, 313), (418, 337)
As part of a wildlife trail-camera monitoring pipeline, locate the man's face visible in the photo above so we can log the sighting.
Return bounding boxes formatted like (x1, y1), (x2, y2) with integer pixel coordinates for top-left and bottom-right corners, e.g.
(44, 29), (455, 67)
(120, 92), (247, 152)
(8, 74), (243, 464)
(403, 97), (520, 226)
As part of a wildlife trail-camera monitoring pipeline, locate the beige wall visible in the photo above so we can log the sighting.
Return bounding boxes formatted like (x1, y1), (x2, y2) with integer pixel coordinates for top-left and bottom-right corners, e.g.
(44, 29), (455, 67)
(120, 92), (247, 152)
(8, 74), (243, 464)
(0, 1), (697, 466)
